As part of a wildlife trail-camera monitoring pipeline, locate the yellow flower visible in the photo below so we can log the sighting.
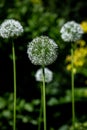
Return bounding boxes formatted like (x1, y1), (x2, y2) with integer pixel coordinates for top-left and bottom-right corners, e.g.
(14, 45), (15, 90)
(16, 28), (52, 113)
(73, 68), (77, 74)
(66, 39), (87, 73)
(74, 60), (84, 67)
(66, 64), (76, 73)
(80, 21), (87, 33)
(76, 40), (86, 46)
(66, 55), (71, 62)
(66, 64), (71, 71)
(66, 41), (87, 73)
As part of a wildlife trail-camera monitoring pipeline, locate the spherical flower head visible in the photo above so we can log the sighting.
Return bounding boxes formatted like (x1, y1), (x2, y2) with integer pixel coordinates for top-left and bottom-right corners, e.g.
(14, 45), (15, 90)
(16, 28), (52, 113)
(27, 36), (58, 66)
(60, 21), (84, 42)
(0, 19), (23, 38)
(35, 68), (53, 83)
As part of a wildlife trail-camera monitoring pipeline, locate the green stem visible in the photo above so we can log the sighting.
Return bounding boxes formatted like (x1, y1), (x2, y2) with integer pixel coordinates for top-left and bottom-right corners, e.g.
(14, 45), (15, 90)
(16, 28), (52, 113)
(42, 67), (46, 130)
(38, 83), (43, 130)
(71, 45), (75, 130)
(12, 41), (16, 130)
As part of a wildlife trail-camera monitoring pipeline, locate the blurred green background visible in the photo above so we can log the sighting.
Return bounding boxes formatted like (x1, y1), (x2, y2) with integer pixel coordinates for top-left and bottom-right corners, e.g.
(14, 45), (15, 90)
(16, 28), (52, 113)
(0, 0), (87, 129)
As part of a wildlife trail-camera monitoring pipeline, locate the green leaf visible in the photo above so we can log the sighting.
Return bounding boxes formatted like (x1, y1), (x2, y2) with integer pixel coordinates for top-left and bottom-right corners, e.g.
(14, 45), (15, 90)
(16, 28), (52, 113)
(24, 103), (34, 112)
(0, 98), (6, 109)
(2, 110), (12, 118)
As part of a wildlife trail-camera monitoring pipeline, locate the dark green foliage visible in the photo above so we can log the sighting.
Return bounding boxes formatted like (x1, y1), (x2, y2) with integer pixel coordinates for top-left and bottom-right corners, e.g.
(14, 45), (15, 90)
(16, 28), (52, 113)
(0, 93), (40, 130)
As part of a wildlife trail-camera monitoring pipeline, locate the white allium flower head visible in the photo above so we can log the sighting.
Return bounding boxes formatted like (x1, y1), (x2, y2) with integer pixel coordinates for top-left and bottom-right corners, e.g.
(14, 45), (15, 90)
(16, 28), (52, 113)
(60, 21), (84, 42)
(27, 36), (58, 66)
(0, 19), (23, 38)
(35, 68), (53, 83)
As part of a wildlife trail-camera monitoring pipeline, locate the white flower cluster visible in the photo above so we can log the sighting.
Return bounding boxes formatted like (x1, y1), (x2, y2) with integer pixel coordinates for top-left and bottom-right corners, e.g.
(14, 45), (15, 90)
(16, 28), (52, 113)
(60, 21), (84, 42)
(35, 68), (53, 83)
(0, 19), (23, 38)
(27, 36), (58, 66)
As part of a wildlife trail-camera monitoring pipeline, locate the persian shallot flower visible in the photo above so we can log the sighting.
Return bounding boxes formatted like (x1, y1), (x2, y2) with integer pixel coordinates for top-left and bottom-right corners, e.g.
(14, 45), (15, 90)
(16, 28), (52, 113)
(60, 21), (83, 42)
(27, 36), (58, 66)
(35, 68), (53, 83)
(0, 19), (24, 130)
(0, 19), (23, 38)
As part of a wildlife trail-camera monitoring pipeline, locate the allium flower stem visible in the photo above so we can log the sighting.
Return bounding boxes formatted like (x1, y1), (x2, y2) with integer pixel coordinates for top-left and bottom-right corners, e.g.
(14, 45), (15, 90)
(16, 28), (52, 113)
(38, 83), (43, 130)
(71, 44), (75, 130)
(12, 41), (16, 130)
(42, 66), (47, 130)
